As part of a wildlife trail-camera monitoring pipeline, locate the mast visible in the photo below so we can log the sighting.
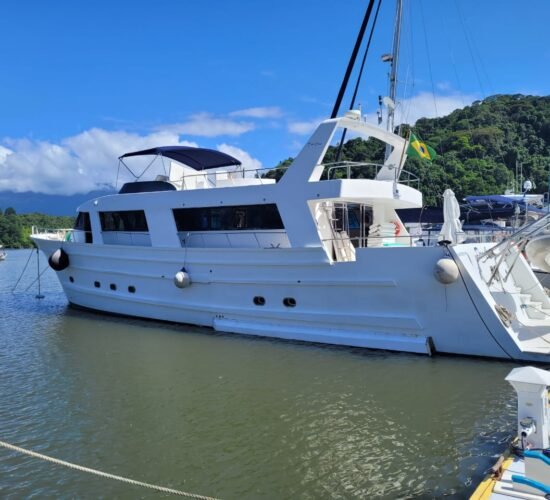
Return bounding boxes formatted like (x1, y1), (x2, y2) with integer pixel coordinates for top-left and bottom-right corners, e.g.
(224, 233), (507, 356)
(384, 0), (403, 161)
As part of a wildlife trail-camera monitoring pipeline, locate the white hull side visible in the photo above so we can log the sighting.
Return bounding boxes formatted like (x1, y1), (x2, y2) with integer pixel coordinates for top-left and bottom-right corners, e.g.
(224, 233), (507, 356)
(33, 238), (550, 361)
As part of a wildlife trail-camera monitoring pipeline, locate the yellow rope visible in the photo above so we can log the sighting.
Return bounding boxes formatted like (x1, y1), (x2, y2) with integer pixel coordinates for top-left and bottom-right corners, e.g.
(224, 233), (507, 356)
(0, 440), (220, 499)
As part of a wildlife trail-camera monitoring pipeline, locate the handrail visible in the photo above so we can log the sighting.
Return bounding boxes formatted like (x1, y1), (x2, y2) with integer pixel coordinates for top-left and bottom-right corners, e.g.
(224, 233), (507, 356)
(477, 212), (550, 261)
(180, 230), (289, 249)
(173, 165), (289, 190)
(323, 161), (419, 187)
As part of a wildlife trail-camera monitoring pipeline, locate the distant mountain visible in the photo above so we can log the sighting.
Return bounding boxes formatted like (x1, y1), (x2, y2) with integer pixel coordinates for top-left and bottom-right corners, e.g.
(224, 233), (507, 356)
(0, 190), (115, 216)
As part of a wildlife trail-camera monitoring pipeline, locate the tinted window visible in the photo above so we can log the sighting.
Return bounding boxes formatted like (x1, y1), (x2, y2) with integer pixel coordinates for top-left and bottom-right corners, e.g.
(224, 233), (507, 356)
(74, 211), (93, 243)
(74, 212), (91, 231)
(173, 204), (284, 231)
(99, 210), (149, 232)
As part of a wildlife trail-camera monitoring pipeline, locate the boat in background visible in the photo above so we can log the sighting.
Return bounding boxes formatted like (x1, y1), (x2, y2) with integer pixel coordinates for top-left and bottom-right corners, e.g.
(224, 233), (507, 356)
(0, 245), (6, 261)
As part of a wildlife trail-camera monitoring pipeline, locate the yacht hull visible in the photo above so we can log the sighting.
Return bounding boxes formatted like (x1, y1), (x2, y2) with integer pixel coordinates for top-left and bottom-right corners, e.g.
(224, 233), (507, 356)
(33, 237), (550, 362)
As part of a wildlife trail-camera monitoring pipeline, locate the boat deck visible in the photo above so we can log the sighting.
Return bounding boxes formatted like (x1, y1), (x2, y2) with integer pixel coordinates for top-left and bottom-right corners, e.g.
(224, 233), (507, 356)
(472, 450), (550, 499)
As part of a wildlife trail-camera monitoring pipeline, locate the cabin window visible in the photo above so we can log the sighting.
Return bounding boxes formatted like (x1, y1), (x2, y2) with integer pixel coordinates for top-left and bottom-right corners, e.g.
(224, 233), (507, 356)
(99, 210), (149, 232)
(172, 204), (284, 231)
(74, 211), (93, 243)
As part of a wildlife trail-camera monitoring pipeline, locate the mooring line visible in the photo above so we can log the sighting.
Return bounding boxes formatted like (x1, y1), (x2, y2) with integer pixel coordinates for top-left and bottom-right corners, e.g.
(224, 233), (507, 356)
(23, 266), (49, 292)
(0, 440), (220, 499)
(11, 248), (35, 293)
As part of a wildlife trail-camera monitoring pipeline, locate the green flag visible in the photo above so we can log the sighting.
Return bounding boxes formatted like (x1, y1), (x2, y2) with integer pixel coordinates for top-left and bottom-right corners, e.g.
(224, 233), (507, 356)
(407, 133), (437, 160)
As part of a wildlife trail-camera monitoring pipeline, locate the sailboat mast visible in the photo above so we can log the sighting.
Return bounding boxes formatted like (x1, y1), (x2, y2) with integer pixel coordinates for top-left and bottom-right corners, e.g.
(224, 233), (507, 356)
(385, 0), (403, 160)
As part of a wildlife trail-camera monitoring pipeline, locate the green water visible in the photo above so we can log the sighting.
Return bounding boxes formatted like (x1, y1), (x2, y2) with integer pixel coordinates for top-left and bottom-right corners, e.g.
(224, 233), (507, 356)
(0, 250), (520, 498)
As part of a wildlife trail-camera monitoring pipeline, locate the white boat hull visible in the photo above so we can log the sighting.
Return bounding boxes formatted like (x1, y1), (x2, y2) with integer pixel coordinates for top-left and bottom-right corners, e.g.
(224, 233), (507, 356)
(34, 237), (550, 362)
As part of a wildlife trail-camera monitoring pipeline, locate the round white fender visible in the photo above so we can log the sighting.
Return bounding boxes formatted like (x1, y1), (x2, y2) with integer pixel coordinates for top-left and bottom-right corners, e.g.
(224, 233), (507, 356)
(434, 258), (459, 284)
(174, 270), (191, 288)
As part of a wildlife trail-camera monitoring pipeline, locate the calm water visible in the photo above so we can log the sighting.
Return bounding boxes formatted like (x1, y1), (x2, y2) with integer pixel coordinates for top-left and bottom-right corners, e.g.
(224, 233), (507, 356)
(0, 249), (524, 498)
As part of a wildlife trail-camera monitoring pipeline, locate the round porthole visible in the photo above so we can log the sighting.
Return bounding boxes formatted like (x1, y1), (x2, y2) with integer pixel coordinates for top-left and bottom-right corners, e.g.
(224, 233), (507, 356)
(94, 281), (101, 288)
(253, 296), (266, 306)
(110, 283), (117, 291)
(128, 286), (136, 293)
(283, 297), (296, 308)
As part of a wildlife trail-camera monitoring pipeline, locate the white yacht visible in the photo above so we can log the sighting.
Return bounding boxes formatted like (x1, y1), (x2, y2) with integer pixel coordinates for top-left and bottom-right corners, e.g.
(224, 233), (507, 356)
(31, 112), (550, 362)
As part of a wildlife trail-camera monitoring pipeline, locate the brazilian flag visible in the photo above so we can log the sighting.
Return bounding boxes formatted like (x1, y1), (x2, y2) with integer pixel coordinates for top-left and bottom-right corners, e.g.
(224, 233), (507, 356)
(407, 133), (437, 161)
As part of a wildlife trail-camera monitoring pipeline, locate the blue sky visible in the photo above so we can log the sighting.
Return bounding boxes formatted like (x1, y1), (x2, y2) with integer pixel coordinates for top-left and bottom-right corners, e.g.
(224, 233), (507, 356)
(1, 0), (549, 194)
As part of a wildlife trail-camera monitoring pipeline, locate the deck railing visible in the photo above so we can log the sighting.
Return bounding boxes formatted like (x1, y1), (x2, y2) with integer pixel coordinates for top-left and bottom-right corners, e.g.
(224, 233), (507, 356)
(322, 230), (512, 250)
(170, 165), (289, 190)
(179, 230), (290, 249)
(324, 161), (420, 188)
(31, 226), (73, 241)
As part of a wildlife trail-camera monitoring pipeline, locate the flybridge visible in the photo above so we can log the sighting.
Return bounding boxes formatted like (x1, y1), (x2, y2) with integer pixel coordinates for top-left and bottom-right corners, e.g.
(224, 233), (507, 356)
(115, 115), (419, 193)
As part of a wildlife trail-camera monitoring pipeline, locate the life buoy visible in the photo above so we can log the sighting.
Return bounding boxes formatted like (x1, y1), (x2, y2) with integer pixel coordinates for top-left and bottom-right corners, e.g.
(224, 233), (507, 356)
(392, 220), (401, 236)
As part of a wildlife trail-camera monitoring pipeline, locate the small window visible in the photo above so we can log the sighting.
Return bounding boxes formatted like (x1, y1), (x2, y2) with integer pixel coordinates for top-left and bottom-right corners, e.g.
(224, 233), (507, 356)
(74, 212), (93, 243)
(128, 286), (136, 293)
(253, 296), (266, 306)
(283, 297), (296, 308)
(69, 276), (74, 283)
(94, 281), (101, 288)
(110, 283), (117, 291)
(99, 210), (149, 232)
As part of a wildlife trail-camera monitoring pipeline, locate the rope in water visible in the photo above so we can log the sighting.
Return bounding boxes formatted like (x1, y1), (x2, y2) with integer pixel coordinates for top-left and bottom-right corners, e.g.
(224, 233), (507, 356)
(0, 439), (220, 499)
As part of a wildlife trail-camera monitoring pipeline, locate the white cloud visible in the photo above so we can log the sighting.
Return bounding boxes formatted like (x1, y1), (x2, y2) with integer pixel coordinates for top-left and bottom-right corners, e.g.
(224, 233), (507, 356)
(229, 106), (283, 119)
(0, 122), (263, 195)
(160, 112), (254, 137)
(287, 117), (324, 135)
(216, 143), (263, 173)
(0, 129), (198, 195)
(0, 145), (12, 163)
(396, 91), (477, 125)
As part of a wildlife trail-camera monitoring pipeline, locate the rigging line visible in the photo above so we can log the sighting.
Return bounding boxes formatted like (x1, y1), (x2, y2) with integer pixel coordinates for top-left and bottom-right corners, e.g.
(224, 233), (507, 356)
(440, 3), (507, 207)
(330, 0), (376, 119)
(399, 0), (414, 128)
(459, 4), (494, 97)
(335, 0), (383, 162)
(350, 0), (383, 109)
(442, 6), (504, 200)
(24, 265), (49, 292)
(453, 0), (486, 98)
(418, 0), (438, 118)
(11, 248), (35, 294)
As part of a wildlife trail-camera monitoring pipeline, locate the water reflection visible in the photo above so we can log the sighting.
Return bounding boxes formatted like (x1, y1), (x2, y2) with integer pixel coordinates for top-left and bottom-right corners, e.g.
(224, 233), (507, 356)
(0, 250), (519, 498)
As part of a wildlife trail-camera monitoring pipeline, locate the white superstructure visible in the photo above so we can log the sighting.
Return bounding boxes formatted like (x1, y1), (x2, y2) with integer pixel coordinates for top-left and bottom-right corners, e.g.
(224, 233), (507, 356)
(32, 113), (550, 361)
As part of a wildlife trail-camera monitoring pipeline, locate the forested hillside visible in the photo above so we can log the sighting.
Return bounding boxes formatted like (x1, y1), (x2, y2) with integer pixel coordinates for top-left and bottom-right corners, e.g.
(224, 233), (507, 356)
(276, 94), (550, 206)
(3, 94), (550, 247)
(0, 209), (74, 248)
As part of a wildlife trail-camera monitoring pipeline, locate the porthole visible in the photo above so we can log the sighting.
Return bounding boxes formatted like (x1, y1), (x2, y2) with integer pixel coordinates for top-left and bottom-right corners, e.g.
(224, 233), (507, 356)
(283, 297), (296, 308)
(128, 286), (136, 293)
(253, 296), (266, 306)
(94, 281), (101, 288)
(69, 276), (74, 283)
(110, 283), (117, 291)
